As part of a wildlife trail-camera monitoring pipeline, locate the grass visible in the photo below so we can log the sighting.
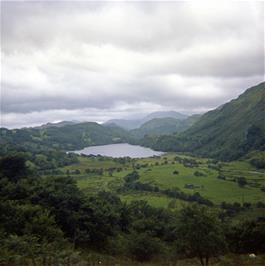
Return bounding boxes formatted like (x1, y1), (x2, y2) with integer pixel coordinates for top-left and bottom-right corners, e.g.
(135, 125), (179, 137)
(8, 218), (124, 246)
(120, 191), (187, 209)
(221, 160), (265, 186)
(60, 152), (265, 208)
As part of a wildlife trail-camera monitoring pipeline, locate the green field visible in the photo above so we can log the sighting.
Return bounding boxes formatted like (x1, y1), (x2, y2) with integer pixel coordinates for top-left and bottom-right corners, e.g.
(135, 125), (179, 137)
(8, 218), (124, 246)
(60, 152), (265, 213)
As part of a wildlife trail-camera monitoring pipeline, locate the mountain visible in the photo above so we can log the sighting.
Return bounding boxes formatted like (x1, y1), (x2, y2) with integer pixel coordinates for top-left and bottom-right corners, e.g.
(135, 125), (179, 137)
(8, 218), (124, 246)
(37, 120), (80, 129)
(104, 111), (188, 130)
(130, 115), (200, 139)
(143, 82), (265, 160)
(104, 119), (142, 130)
(142, 111), (187, 122)
(0, 122), (130, 152)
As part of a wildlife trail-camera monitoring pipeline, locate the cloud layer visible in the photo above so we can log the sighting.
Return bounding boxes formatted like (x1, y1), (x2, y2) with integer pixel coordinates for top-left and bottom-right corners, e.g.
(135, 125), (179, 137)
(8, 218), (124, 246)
(1, 1), (264, 128)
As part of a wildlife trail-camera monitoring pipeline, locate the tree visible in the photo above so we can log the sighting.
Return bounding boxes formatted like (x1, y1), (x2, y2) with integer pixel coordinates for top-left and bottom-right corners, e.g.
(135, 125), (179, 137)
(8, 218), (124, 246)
(124, 171), (139, 183)
(237, 177), (247, 187)
(227, 220), (265, 254)
(176, 204), (226, 266)
(0, 156), (27, 182)
(127, 233), (164, 262)
(245, 125), (265, 151)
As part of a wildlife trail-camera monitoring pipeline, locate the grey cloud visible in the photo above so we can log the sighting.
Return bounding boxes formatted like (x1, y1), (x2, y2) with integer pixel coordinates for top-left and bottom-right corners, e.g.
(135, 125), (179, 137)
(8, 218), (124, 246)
(1, 1), (264, 128)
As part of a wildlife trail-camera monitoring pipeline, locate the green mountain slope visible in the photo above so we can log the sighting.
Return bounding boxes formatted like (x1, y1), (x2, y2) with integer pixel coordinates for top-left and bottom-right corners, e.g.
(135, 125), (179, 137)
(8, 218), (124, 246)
(0, 122), (130, 152)
(130, 115), (200, 139)
(142, 111), (187, 121)
(144, 82), (265, 160)
(104, 111), (188, 130)
(104, 119), (142, 130)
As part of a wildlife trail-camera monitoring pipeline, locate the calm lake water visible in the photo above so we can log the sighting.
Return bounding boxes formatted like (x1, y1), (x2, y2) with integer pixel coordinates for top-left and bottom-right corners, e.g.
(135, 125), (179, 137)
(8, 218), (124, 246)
(73, 143), (164, 158)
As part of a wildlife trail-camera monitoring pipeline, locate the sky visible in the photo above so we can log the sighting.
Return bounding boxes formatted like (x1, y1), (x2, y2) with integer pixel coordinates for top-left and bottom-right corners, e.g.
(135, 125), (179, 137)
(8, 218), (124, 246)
(1, 1), (264, 128)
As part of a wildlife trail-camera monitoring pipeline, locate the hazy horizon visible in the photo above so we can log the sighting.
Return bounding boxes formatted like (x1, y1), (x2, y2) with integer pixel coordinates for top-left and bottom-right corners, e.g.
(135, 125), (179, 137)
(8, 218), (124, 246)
(1, 1), (264, 128)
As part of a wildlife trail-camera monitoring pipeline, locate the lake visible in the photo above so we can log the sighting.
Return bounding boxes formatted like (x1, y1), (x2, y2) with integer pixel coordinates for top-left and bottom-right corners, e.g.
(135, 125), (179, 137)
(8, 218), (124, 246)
(72, 143), (164, 158)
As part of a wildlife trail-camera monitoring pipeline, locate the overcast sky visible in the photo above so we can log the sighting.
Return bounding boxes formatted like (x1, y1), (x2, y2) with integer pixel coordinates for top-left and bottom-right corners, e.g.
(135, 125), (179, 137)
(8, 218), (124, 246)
(1, 1), (264, 128)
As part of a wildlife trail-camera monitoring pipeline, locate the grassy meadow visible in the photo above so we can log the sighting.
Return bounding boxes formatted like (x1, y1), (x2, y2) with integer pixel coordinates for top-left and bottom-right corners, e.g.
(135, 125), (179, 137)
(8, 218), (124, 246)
(60, 152), (265, 214)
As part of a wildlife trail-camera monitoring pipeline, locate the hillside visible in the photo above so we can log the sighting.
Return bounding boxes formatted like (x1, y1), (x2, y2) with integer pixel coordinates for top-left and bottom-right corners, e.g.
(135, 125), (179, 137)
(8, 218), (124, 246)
(0, 122), (129, 152)
(104, 111), (188, 130)
(142, 111), (187, 122)
(130, 115), (200, 139)
(104, 119), (142, 130)
(144, 82), (265, 160)
(36, 120), (80, 129)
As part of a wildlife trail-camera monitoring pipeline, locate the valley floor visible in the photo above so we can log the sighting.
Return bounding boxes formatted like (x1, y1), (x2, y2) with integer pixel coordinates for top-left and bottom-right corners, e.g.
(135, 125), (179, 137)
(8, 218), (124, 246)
(58, 152), (265, 220)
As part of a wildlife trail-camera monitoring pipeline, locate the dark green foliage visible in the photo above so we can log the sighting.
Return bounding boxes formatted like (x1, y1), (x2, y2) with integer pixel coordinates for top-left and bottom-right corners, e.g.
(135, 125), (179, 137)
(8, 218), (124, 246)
(121, 177), (213, 206)
(250, 157), (265, 169)
(194, 171), (205, 177)
(124, 171), (140, 183)
(237, 176), (247, 187)
(1, 148), (264, 264)
(127, 233), (164, 261)
(220, 202), (243, 216)
(0, 234), (80, 266)
(0, 156), (27, 181)
(0, 168), (78, 264)
(227, 220), (265, 253)
(174, 156), (199, 167)
(85, 168), (104, 175)
(256, 201), (265, 208)
(244, 125), (265, 151)
(0, 200), (63, 241)
(217, 174), (226, 180)
(176, 204), (227, 266)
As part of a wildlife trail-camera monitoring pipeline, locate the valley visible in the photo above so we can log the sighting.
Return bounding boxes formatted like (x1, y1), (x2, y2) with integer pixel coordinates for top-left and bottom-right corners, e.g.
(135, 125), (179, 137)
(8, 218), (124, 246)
(1, 82), (265, 265)
(2, 2), (264, 264)
(60, 152), (265, 210)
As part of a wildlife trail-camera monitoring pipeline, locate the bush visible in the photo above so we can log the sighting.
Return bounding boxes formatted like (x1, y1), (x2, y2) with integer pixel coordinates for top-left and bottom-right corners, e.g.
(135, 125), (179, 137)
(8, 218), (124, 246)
(127, 233), (164, 262)
(217, 174), (226, 180)
(0, 156), (27, 182)
(194, 171), (205, 177)
(237, 177), (247, 187)
(176, 204), (227, 266)
(227, 220), (265, 253)
(124, 171), (140, 183)
(250, 158), (265, 169)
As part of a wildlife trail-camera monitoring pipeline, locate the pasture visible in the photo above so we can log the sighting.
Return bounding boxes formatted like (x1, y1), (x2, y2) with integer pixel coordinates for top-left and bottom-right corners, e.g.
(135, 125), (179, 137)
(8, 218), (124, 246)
(61, 152), (265, 208)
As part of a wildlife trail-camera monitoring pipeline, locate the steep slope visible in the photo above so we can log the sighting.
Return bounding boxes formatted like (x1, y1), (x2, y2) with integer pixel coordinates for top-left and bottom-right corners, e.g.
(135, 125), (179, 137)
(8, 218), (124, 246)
(145, 82), (265, 160)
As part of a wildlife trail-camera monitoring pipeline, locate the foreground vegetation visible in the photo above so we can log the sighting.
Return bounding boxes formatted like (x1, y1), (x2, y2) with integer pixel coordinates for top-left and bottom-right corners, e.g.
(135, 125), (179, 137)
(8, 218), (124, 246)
(1, 154), (265, 266)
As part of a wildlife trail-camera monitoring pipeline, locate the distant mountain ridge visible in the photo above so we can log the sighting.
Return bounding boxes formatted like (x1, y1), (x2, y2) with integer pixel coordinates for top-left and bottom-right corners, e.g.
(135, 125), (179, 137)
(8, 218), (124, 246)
(36, 120), (80, 129)
(104, 111), (188, 130)
(130, 114), (201, 139)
